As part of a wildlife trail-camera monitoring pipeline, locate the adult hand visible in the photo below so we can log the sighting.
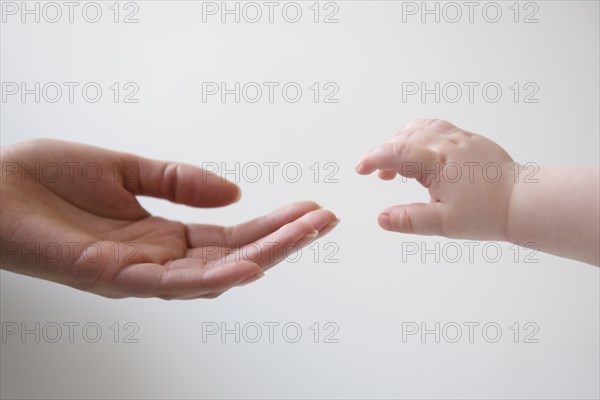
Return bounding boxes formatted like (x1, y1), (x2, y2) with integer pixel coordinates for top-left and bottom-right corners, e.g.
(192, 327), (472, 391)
(1, 139), (339, 299)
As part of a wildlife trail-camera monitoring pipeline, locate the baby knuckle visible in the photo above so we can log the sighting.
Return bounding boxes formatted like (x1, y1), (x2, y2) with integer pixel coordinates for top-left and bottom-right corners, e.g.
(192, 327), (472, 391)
(392, 209), (414, 233)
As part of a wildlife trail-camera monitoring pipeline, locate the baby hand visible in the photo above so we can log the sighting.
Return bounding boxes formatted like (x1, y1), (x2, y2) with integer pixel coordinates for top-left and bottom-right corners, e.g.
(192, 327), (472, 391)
(356, 119), (517, 241)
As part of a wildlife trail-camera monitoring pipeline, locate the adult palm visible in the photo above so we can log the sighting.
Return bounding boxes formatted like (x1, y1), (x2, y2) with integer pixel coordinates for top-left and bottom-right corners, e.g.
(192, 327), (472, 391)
(0, 139), (337, 299)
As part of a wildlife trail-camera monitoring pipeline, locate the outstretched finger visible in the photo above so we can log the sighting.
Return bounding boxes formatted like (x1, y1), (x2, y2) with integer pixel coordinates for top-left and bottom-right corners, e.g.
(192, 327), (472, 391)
(220, 208), (338, 271)
(356, 141), (440, 185)
(123, 155), (241, 208)
(185, 201), (322, 248)
(110, 259), (262, 299)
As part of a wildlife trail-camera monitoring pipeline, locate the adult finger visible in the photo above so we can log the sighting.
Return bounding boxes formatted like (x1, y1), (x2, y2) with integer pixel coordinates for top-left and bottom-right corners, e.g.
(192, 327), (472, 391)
(123, 155), (241, 208)
(220, 209), (337, 271)
(185, 201), (322, 248)
(111, 259), (262, 299)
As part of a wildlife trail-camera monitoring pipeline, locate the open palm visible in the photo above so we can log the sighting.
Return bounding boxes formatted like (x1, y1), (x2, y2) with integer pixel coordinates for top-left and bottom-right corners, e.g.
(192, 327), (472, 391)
(0, 139), (338, 299)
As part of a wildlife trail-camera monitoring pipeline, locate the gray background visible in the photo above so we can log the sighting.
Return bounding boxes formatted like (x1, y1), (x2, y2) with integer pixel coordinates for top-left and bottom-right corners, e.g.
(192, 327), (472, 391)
(1, 1), (599, 398)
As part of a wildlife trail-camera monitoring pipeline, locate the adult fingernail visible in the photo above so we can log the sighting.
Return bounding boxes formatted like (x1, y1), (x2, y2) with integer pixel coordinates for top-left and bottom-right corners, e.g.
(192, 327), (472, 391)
(238, 271), (264, 286)
(327, 218), (341, 229)
(319, 219), (340, 236)
(379, 212), (392, 230)
(355, 162), (363, 172)
(301, 230), (319, 244)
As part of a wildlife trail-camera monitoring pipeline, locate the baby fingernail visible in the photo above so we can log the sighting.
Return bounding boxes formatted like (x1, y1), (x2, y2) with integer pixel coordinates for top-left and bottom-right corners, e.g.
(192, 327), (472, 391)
(355, 161), (363, 171)
(379, 212), (391, 230)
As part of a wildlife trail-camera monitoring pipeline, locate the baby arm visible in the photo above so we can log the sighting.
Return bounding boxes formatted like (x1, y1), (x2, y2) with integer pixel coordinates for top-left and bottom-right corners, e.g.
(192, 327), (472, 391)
(507, 166), (599, 266)
(355, 119), (599, 266)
